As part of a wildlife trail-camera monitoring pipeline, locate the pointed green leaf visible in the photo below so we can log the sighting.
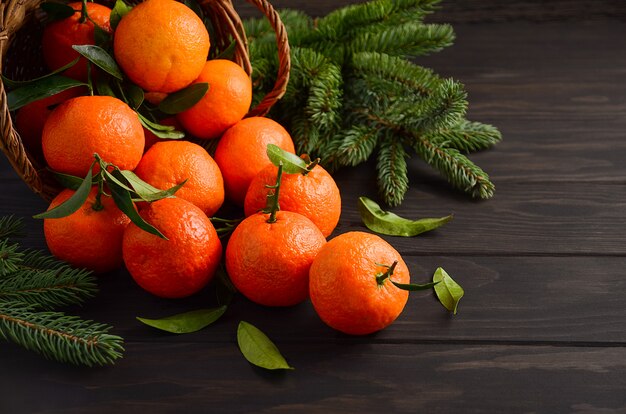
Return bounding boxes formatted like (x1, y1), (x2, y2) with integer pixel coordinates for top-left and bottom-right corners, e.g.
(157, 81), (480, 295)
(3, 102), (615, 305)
(40, 2), (76, 21)
(94, 75), (117, 98)
(433, 267), (464, 315)
(93, 24), (111, 47)
(33, 165), (94, 219)
(100, 168), (135, 193)
(138, 113), (185, 139)
(7, 76), (86, 111)
(266, 144), (307, 174)
(118, 170), (185, 201)
(392, 280), (440, 291)
(237, 321), (294, 370)
(358, 196), (453, 237)
(110, 0), (132, 30)
(108, 179), (167, 239)
(158, 83), (209, 114)
(125, 83), (144, 109)
(72, 45), (123, 80)
(2, 58), (80, 89)
(137, 306), (227, 334)
(50, 170), (89, 191)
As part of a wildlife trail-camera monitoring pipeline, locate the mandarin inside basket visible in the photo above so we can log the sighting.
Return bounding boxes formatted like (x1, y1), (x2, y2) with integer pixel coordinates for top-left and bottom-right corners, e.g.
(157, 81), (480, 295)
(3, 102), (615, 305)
(0, 0), (290, 200)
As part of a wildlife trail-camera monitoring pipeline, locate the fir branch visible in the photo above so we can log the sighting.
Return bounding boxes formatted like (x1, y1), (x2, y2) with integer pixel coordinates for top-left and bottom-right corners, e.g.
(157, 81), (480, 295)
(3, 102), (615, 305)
(348, 23), (455, 59)
(377, 138), (409, 206)
(426, 119), (503, 153)
(0, 239), (24, 276)
(334, 125), (381, 167)
(0, 301), (124, 367)
(0, 215), (24, 239)
(413, 138), (495, 199)
(0, 263), (96, 309)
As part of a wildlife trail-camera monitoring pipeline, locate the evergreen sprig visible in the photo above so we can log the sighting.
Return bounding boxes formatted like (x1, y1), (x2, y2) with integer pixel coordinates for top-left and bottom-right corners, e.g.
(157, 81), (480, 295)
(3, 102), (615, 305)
(244, 0), (502, 205)
(0, 217), (124, 366)
(0, 301), (124, 367)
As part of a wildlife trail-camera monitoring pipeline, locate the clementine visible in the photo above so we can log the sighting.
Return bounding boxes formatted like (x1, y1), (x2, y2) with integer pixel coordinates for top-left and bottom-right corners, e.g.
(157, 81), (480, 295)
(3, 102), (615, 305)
(113, 0), (210, 93)
(42, 2), (112, 81)
(123, 197), (222, 299)
(214, 117), (295, 205)
(42, 95), (144, 177)
(44, 187), (131, 273)
(134, 140), (224, 216)
(176, 59), (252, 140)
(309, 231), (410, 335)
(226, 210), (326, 307)
(244, 163), (341, 237)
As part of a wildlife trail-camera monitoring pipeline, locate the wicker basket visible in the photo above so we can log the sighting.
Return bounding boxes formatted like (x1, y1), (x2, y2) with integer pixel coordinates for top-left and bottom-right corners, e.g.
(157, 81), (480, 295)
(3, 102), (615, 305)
(0, 0), (290, 200)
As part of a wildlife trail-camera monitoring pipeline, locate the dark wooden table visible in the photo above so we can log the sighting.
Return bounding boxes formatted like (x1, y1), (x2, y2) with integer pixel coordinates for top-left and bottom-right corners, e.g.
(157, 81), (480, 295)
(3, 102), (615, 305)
(2, 1), (626, 412)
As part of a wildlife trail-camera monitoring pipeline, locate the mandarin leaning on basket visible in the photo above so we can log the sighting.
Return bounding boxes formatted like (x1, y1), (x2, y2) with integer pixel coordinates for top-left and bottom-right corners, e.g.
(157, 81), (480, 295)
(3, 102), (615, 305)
(309, 232), (410, 335)
(42, 2), (112, 81)
(113, 0), (210, 93)
(134, 140), (224, 216)
(177, 59), (252, 140)
(123, 197), (222, 299)
(42, 95), (144, 177)
(214, 117), (295, 205)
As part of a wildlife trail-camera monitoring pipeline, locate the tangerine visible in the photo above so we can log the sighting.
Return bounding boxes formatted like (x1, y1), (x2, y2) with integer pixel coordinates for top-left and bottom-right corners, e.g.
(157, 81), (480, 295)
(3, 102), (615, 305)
(134, 140), (224, 216)
(123, 197), (222, 299)
(113, 0), (210, 93)
(176, 59), (252, 140)
(214, 117), (295, 205)
(309, 231), (410, 335)
(244, 163), (341, 237)
(226, 210), (326, 307)
(42, 95), (144, 177)
(42, 2), (112, 81)
(44, 187), (130, 273)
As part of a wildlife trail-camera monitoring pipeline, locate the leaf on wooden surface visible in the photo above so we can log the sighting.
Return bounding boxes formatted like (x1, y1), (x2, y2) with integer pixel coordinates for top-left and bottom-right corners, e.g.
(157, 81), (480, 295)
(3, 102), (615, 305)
(137, 306), (227, 334)
(433, 267), (464, 315)
(237, 321), (294, 370)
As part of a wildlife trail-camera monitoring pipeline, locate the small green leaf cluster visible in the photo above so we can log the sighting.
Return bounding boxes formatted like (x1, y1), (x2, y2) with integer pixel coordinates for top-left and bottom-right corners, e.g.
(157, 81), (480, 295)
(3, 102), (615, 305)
(0, 216), (124, 366)
(34, 154), (186, 239)
(244, 0), (502, 206)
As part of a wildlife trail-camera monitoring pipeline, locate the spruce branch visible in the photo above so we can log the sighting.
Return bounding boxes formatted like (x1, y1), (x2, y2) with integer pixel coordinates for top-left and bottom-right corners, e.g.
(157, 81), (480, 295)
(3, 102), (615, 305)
(412, 138), (495, 199)
(0, 239), (24, 276)
(377, 138), (409, 206)
(0, 215), (24, 239)
(0, 301), (124, 367)
(425, 119), (503, 153)
(0, 249), (97, 309)
(334, 125), (381, 167)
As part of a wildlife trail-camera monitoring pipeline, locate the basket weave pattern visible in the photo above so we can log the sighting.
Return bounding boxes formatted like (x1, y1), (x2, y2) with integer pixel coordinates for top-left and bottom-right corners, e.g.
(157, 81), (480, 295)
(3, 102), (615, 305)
(0, 0), (290, 200)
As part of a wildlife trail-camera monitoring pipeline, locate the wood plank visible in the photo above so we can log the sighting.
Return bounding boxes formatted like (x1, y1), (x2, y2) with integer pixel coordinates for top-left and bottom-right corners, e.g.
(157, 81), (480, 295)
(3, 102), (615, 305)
(32, 255), (623, 344)
(1, 342), (625, 413)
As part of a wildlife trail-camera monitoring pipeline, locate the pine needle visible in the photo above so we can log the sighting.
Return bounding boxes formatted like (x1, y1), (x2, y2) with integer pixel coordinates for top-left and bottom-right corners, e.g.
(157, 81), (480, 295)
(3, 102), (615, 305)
(0, 215), (24, 239)
(0, 301), (124, 367)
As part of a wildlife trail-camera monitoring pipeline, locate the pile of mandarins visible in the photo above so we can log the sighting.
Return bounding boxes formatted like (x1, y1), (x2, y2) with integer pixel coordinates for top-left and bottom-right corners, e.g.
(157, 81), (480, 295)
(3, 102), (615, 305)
(16, 0), (415, 336)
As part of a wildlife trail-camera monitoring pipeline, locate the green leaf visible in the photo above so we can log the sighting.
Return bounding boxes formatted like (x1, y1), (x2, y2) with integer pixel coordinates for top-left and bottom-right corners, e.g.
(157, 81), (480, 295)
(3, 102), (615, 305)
(358, 196), (453, 237)
(72, 45), (124, 80)
(433, 267), (464, 315)
(108, 179), (167, 239)
(125, 83), (144, 110)
(93, 24), (111, 47)
(110, 0), (132, 30)
(7, 76), (86, 111)
(158, 83), (209, 114)
(266, 144), (308, 174)
(40, 2), (76, 21)
(215, 41), (236, 60)
(391, 280), (439, 291)
(138, 113), (185, 139)
(50, 170), (89, 191)
(94, 75), (117, 98)
(2, 58), (80, 89)
(118, 170), (185, 202)
(33, 164), (94, 219)
(137, 306), (227, 334)
(237, 321), (294, 370)
(215, 264), (237, 306)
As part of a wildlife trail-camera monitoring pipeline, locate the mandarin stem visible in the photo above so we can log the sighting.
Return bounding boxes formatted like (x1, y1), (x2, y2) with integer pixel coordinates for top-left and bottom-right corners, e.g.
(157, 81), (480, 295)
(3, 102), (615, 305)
(375, 260), (398, 285)
(265, 163), (284, 224)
